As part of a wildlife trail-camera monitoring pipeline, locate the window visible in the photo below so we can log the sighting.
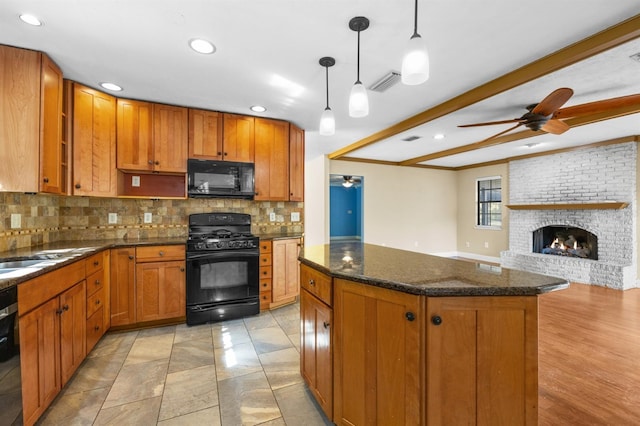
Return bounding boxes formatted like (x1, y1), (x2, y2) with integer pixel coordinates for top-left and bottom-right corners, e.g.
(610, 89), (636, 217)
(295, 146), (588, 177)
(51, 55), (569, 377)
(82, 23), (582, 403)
(476, 177), (502, 228)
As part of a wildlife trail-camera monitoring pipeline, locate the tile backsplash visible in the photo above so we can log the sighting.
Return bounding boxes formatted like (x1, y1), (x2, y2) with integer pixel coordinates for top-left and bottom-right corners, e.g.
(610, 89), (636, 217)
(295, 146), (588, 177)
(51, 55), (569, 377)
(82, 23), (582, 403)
(0, 193), (304, 252)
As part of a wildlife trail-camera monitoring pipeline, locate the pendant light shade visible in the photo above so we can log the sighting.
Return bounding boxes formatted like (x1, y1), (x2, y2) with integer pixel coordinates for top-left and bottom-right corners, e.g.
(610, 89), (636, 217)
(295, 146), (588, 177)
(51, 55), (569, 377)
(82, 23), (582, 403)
(349, 82), (369, 118)
(319, 107), (335, 136)
(349, 17), (370, 118)
(401, 0), (429, 85)
(319, 56), (336, 136)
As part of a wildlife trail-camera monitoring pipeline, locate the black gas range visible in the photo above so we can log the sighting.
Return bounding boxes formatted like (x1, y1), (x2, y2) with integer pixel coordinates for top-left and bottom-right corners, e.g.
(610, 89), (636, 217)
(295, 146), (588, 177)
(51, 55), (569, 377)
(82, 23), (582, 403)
(185, 213), (260, 325)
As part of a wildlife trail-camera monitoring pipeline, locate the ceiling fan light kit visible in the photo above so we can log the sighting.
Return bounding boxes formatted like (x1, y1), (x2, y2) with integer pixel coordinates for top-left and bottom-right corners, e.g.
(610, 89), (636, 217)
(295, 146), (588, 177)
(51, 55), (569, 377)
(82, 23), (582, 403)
(319, 56), (336, 136)
(349, 16), (370, 118)
(401, 0), (429, 85)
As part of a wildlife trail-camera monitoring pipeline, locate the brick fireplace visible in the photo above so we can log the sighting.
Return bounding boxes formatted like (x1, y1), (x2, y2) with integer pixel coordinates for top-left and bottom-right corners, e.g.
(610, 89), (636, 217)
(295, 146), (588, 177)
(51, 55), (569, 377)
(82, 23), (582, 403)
(500, 141), (638, 289)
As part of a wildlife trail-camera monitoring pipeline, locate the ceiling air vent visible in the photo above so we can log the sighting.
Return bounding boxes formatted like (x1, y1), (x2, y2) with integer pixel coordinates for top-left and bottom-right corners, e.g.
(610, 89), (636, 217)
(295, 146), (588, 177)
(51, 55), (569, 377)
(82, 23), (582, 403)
(369, 71), (401, 92)
(402, 135), (422, 142)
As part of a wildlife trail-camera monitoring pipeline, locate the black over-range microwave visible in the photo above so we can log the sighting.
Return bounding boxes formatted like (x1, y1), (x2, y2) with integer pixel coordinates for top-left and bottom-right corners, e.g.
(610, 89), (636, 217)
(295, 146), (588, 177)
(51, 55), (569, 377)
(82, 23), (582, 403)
(187, 159), (255, 199)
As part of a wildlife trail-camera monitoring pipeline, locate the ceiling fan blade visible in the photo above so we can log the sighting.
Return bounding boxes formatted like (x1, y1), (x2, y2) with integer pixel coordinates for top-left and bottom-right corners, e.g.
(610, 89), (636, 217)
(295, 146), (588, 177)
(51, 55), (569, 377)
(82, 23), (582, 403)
(477, 122), (524, 143)
(531, 87), (574, 116)
(553, 93), (640, 120)
(541, 119), (570, 135)
(458, 118), (523, 128)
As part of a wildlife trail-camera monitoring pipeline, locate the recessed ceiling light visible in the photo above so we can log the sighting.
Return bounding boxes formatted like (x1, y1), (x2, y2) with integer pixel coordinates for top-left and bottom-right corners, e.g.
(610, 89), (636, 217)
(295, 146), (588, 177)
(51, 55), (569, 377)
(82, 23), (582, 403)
(189, 38), (216, 54)
(433, 133), (445, 140)
(250, 105), (266, 113)
(100, 82), (123, 92)
(19, 14), (42, 26)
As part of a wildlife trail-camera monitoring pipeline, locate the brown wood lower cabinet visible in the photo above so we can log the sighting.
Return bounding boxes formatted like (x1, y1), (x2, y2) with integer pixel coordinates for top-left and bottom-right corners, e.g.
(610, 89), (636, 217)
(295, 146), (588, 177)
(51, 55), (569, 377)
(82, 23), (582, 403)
(271, 238), (300, 308)
(333, 278), (423, 426)
(110, 244), (186, 327)
(18, 261), (87, 426)
(302, 264), (540, 426)
(300, 288), (333, 419)
(426, 296), (539, 426)
(110, 247), (136, 326)
(136, 260), (186, 322)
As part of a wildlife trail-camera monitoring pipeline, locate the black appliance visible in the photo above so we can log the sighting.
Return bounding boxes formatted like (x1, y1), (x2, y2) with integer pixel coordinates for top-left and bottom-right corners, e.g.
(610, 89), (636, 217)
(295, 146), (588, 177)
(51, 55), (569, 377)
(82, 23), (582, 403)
(0, 285), (17, 361)
(186, 212), (260, 325)
(187, 159), (255, 199)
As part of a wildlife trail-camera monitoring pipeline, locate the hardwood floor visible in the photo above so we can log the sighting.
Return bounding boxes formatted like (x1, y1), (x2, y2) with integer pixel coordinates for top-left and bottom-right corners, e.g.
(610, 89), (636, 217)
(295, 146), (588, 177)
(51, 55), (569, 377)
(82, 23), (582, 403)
(538, 283), (640, 425)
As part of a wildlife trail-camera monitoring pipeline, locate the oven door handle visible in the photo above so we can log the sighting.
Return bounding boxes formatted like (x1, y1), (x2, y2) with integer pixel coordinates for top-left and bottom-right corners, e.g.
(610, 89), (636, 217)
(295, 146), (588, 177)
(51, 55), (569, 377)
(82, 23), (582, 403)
(187, 250), (258, 261)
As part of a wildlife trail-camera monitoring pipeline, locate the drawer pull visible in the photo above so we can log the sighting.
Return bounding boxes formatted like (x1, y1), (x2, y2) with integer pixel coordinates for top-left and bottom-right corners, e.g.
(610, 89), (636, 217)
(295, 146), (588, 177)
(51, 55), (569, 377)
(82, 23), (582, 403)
(95, 299), (101, 305)
(62, 304), (69, 312)
(309, 279), (315, 286)
(94, 325), (100, 331)
(405, 312), (416, 322)
(431, 315), (442, 326)
(180, 267), (185, 272)
(93, 260), (99, 266)
(159, 251), (165, 256)
(323, 321), (330, 329)
(95, 279), (100, 285)
(128, 255), (134, 260)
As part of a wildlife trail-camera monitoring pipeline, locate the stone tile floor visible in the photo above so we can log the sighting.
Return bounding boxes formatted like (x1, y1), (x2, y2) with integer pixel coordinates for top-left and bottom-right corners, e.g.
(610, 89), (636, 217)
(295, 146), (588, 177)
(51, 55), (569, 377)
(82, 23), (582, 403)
(37, 303), (332, 425)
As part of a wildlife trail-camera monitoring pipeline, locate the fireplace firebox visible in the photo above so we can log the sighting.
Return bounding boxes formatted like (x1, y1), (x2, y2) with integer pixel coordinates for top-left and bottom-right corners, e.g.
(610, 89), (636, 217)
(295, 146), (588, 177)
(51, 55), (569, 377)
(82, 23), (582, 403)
(532, 226), (598, 260)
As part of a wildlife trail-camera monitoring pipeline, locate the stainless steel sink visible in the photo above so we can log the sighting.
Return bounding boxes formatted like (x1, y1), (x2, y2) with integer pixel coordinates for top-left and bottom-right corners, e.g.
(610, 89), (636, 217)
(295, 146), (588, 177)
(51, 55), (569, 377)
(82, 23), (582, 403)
(0, 260), (43, 269)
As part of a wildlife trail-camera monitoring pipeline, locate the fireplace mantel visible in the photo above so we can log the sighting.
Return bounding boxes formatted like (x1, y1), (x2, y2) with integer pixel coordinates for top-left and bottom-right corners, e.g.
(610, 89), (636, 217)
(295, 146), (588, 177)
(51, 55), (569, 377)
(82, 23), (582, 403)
(506, 202), (629, 210)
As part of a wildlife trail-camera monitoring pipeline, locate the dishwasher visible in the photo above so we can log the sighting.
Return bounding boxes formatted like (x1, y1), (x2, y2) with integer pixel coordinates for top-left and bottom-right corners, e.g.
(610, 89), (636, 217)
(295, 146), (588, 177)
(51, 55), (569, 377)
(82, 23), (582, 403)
(0, 286), (17, 361)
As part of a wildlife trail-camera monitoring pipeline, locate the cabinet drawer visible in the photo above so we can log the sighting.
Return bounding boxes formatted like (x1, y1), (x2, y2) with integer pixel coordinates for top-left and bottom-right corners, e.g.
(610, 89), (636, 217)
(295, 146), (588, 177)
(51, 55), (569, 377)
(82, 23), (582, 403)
(260, 266), (272, 279)
(260, 253), (272, 266)
(260, 278), (272, 292)
(86, 268), (106, 297)
(260, 291), (272, 310)
(86, 286), (106, 318)
(260, 240), (272, 254)
(86, 307), (104, 353)
(136, 245), (185, 262)
(300, 264), (332, 306)
(85, 251), (107, 276)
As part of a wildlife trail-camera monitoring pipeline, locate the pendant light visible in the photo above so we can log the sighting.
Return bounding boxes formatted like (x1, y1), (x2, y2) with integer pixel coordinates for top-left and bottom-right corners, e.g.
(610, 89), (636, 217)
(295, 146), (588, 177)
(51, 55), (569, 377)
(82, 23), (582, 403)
(401, 0), (429, 85)
(348, 16), (370, 118)
(319, 57), (336, 136)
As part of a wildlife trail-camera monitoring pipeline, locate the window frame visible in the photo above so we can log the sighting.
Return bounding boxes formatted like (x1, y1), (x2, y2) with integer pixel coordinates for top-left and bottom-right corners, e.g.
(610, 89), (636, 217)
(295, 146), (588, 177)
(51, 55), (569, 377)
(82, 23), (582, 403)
(475, 176), (502, 230)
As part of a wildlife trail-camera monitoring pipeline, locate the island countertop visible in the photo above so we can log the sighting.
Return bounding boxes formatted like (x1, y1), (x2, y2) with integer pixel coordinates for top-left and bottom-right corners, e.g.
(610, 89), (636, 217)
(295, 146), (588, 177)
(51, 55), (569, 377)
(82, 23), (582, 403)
(299, 241), (569, 296)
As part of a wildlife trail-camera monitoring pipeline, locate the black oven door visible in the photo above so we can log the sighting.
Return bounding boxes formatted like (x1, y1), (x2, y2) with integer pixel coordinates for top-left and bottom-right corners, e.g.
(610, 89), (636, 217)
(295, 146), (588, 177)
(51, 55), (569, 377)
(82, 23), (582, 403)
(186, 249), (259, 310)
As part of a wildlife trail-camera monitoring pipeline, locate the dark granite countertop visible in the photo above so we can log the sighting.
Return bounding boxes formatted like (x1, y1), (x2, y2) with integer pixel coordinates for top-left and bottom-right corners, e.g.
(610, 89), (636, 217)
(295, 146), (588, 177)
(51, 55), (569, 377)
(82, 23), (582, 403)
(0, 237), (186, 291)
(256, 232), (303, 241)
(299, 242), (569, 296)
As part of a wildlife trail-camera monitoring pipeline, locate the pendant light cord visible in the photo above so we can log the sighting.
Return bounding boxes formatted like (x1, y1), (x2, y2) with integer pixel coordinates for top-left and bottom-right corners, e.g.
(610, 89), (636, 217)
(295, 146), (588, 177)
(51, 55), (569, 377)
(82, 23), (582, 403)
(325, 65), (330, 109)
(356, 29), (361, 84)
(413, 0), (419, 37)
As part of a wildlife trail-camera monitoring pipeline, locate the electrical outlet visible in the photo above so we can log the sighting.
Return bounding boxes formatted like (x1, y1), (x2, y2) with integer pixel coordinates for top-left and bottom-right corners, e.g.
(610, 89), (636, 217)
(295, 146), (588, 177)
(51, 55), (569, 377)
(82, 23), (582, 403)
(108, 213), (118, 224)
(484, 242), (489, 248)
(291, 212), (300, 222)
(10, 214), (21, 229)
(132, 176), (141, 187)
(269, 212), (276, 222)
(144, 212), (152, 223)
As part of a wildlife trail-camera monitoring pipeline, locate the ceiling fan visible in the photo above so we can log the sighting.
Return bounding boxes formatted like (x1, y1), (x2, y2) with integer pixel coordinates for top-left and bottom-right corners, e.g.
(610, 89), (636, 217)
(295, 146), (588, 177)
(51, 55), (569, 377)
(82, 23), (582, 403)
(459, 88), (640, 142)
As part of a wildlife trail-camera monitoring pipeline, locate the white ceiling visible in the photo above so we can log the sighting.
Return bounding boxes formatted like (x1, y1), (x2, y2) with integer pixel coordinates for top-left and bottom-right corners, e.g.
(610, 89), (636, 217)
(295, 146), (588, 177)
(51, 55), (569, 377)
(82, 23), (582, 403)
(1, 1), (639, 168)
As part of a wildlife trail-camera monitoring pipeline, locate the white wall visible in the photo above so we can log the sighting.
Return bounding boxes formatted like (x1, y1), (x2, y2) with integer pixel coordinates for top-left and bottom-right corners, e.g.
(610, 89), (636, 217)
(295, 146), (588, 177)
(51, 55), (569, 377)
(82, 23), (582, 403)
(303, 153), (329, 247)
(329, 160), (458, 254)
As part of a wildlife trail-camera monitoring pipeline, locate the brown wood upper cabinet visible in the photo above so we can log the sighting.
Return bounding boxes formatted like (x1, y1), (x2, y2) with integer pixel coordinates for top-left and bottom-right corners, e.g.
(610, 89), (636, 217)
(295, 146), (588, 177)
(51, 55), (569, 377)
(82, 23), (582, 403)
(289, 123), (305, 202)
(188, 108), (223, 159)
(117, 100), (188, 173)
(72, 83), (117, 197)
(222, 113), (255, 162)
(254, 118), (289, 201)
(0, 45), (65, 194)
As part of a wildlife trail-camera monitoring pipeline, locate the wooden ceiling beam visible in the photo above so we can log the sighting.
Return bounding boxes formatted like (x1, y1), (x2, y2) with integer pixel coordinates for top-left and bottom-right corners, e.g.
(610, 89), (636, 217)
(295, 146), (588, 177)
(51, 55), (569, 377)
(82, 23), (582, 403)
(328, 13), (640, 161)
(400, 99), (640, 165)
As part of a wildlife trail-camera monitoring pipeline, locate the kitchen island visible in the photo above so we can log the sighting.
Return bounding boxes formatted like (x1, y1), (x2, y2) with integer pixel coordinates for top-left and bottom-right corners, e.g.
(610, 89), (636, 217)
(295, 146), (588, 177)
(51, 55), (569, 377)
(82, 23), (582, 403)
(299, 242), (569, 426)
